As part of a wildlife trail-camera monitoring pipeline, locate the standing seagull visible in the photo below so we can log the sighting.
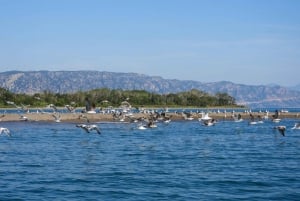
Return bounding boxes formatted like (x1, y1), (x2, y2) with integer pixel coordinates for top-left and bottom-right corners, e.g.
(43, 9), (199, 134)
(272, 110), (281, 123)
(0, 111), (6, 121)
(19, 114), (28, 121)
(0, 127), (11, 136)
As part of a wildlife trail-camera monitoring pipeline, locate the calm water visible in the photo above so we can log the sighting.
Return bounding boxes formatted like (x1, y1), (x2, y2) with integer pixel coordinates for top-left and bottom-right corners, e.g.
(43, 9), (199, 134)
(0, 119), (300, 200)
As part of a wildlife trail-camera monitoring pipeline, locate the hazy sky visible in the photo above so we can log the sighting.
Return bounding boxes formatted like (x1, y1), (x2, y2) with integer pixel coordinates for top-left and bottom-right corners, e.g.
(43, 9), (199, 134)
(0, 0), (299, 86)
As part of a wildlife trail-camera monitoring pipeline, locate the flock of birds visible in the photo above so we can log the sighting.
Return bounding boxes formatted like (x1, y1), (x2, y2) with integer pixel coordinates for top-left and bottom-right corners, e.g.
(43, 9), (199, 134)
(0, 102), (103, 136)
(1, 101), (300, 137)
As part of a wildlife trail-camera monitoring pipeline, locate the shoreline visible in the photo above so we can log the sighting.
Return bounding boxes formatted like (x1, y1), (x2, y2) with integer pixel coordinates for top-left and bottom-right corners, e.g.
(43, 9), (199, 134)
(1, 112), (299, 123)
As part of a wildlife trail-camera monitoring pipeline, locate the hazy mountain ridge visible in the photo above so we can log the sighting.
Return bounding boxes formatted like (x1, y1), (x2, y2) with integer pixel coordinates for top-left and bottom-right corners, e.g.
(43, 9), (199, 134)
(1, 70), (300, 107)
(288, 84), (300, 92)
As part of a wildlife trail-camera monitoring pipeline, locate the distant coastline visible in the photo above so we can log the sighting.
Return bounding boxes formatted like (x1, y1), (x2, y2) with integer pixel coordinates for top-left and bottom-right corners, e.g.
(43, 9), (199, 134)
(1, 70), (300, 108)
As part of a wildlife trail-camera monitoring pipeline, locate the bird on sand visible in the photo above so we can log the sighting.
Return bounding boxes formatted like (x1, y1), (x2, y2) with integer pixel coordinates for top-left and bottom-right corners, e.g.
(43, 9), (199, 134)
(0, 111), (6, 121)
(19, 114), (28, 121)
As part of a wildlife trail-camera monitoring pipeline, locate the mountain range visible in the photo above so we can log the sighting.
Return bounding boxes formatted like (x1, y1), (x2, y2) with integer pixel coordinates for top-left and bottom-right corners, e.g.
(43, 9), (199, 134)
(1, 70), (300, 108)
(288, 84), (300, 92)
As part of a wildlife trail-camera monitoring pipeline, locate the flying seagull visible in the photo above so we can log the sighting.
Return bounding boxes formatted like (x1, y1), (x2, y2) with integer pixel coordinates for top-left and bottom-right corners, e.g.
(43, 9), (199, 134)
(292, 123), (300, 130)
(65, 104), (76, 113)
(76, 124), (101, 134)
(48, 104), (58, 112)
(52, 112), (61, 123)
(0, 127), (11, 136)
(274, 126), (286, 136)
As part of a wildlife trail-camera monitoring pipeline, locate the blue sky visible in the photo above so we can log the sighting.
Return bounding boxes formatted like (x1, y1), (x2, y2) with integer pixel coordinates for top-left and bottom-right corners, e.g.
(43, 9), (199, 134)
(0, 0), (299, 86)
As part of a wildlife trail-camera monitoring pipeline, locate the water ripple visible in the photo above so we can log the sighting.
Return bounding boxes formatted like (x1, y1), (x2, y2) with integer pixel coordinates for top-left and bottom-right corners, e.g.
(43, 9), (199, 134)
(0, 120), (299, 200)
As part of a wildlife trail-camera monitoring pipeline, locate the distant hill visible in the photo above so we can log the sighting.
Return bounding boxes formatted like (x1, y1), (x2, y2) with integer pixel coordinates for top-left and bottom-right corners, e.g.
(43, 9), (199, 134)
(288, 84), (300, 92)
(1, 70), (300, 108)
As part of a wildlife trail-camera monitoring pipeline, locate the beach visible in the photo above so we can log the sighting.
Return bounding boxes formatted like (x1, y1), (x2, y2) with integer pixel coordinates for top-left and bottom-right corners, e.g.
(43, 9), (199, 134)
(1, 111), (299, 122)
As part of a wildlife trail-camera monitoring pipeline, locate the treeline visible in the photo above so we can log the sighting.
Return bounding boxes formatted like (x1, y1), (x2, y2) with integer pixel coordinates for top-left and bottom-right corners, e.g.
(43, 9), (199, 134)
(0, 87), (238, 108)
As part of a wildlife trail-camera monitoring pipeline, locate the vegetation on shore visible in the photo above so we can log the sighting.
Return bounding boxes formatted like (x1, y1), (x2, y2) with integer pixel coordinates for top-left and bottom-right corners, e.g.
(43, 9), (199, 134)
(0, 87), (239, 108)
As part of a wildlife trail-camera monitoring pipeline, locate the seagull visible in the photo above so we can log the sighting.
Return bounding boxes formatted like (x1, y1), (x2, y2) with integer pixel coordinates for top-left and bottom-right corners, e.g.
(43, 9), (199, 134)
(20, 103), (30, 113)
(257, 115), (264, 123)
(78, 114), (90, 123)
(233, 113), (243, 122)
(248, 113), (260, 125)
(163, 117), (171, 124)
(272, 110), (281, 122)
(76, 124), (101, 134)
(199, 112), (212, 121)
(264, 111), (269, 120)
(292, 123), (300, 130)
(202, 118), (216, 126)
(52, 112), (61, 123)
(19, 114), (28, 121)
(6, 101), (21, 109)
(0, 111), (6, 121)
(76, 113), (100, 134)
(272, 118), (281, 123)
(182, 112), (194, 120)
(65, 105), (76, 113)
(48, 104), (58, 112)
(137, 124), (148, 130)
(147, 120), (157, 128)
(125, 115), (140, 123)
(6, 101), (30, 113)
(137, 119), (157, 129)
(0, 127), (11, 136)
(274, 126), (286, 136)
(199, 113), (216, 126)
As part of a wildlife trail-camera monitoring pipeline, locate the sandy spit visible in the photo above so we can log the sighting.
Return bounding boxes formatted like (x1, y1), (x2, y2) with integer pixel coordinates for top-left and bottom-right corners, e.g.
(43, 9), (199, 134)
(1, 112), (299, 123)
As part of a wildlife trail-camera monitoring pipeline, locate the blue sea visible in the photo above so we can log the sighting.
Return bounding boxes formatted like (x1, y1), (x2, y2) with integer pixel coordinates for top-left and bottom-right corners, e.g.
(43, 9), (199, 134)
(1, 118), (300, 200)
